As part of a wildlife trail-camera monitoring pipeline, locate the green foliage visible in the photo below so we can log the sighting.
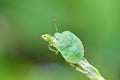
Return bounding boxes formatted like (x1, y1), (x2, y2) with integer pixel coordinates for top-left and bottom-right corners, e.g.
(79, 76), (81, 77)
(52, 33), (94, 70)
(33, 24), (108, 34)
(0, 0), (120, 80)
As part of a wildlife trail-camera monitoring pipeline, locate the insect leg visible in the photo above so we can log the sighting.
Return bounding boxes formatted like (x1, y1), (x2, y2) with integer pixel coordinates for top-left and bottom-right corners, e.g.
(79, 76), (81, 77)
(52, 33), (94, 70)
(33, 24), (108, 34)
(70, 64), (88, 74)
(55, 50), (59, 55)
(48, 44), (59, 55)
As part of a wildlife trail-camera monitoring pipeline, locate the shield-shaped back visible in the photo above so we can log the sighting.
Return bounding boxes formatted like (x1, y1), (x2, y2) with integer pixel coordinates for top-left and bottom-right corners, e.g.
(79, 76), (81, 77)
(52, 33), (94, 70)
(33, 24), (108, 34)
(54, 31), (84, 63)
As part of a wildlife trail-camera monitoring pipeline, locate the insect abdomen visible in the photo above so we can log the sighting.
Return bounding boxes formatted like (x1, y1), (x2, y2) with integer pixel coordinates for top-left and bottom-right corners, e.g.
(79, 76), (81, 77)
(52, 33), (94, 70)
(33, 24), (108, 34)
(56, 31), (84, 63)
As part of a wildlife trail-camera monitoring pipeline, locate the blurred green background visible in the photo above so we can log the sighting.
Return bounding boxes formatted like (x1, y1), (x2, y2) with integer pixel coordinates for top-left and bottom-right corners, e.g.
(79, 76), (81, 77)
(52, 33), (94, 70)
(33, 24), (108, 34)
(0, 0), (120, 80)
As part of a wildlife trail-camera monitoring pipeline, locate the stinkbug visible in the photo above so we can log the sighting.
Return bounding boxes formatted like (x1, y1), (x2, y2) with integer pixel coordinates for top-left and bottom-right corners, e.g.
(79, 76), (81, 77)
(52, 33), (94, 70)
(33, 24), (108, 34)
(41, 17), (105, 80)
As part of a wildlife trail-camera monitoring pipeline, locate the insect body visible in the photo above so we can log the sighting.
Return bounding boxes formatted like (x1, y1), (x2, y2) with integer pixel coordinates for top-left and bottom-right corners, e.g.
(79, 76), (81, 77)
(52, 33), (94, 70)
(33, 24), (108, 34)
(55, 31), (84, 63)
(41, 31), (84, 63)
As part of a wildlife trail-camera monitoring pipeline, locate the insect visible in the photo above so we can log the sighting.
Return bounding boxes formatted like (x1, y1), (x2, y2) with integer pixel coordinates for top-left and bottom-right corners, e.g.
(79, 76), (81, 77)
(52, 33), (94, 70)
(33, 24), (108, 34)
(41, 17), (84, 64)
(41, 17), (105, 80)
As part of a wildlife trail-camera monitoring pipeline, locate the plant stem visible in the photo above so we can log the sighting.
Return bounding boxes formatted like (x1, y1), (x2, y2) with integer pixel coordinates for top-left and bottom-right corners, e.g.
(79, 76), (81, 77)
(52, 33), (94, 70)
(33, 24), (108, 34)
(71, 57), (105, 80)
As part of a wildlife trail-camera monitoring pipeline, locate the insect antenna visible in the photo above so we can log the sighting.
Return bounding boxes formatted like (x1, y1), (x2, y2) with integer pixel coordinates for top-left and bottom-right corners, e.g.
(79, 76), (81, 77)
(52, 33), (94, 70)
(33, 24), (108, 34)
(53, 16), (58, 33)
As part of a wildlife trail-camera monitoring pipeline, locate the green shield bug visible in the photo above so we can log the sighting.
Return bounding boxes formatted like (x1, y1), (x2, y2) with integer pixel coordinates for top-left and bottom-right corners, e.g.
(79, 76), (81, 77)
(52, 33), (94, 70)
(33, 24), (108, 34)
(41, 16), (84, 63)
(41, 16), (105, 80)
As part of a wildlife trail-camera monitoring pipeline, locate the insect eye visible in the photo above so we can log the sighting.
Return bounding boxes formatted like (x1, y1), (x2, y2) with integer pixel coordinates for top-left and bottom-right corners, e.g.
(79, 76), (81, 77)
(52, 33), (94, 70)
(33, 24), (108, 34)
(43, 36), (46, 37)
